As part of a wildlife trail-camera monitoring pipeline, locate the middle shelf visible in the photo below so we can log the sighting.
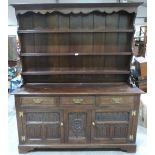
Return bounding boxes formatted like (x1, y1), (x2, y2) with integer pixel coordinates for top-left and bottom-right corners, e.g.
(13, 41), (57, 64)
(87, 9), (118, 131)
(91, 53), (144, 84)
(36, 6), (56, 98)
(20, 52), (132, 56)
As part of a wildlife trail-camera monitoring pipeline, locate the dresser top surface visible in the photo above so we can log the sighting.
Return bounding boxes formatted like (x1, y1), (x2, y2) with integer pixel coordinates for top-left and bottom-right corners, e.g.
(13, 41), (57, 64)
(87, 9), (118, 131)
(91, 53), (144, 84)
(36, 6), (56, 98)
(12, 83), (143, 95)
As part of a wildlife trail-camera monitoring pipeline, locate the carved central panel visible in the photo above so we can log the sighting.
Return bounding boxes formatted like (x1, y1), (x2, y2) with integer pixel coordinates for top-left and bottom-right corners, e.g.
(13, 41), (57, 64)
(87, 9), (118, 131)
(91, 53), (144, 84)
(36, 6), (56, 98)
(72, 119), (83, 137)
(68, 112), (86, 138)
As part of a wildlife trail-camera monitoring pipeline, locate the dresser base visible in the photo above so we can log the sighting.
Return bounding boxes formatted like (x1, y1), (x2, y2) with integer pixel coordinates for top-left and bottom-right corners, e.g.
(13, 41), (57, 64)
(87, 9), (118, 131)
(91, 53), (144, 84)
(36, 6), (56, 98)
(18, 144), (136, 153)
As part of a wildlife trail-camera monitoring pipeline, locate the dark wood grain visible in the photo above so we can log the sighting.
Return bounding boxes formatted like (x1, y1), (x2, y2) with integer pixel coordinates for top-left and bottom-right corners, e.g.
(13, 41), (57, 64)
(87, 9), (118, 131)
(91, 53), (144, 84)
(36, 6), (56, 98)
(22, 75), (129, 83)
(13, 2), (143, 153)
(18, 10), (135, 84)
(21, 55), (131, 74)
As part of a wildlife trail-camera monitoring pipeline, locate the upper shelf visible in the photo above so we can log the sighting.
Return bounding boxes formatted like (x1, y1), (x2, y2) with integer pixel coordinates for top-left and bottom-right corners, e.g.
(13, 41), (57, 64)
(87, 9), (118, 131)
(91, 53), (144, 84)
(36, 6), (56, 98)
(11, 2), (142, 15)
(18, 29), (134, 34)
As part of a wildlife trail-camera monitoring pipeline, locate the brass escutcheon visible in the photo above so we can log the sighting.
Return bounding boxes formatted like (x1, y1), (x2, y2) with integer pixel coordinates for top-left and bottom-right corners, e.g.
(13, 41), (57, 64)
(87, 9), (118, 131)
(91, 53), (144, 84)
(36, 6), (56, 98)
(92, 122), (95, 126)
(60, 122), (64, 126)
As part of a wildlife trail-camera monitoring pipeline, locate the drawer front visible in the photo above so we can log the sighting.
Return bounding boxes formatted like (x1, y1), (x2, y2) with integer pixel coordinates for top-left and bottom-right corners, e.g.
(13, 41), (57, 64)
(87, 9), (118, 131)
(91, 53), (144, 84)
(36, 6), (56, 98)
(21, 97), (58, 105)
(96, 96), (134, 107)
(60, 96), (95, 105)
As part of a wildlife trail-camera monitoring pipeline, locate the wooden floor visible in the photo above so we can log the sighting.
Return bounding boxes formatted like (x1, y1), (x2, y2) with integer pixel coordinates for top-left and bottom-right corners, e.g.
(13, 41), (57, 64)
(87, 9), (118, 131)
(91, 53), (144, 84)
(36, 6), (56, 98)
(8, 95), (147, 155)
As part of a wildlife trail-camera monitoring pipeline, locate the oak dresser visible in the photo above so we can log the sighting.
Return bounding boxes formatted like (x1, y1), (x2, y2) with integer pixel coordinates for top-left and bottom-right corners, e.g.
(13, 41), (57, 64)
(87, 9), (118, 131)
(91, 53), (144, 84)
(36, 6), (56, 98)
(11, 2), (143, 153)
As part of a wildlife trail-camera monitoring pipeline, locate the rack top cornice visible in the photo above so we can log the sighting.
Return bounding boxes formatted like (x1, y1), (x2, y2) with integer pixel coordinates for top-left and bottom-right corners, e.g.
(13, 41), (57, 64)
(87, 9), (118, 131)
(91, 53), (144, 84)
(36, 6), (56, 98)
(10, 2), (142, 15)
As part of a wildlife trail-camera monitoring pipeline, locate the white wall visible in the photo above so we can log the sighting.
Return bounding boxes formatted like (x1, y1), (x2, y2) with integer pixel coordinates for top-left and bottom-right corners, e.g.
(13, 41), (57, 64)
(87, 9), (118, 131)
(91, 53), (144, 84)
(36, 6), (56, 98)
(137, 6), (147, 17)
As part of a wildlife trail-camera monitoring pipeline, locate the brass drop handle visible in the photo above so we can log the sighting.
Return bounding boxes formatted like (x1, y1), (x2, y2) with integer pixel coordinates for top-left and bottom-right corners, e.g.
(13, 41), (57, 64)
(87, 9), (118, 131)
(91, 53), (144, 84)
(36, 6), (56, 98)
(72, 98), (84, 104)
(33, 98), (42, 104)
(111, 97), (122, 104)
(60, 122), (64, 126)
(92, 122), (95, 126)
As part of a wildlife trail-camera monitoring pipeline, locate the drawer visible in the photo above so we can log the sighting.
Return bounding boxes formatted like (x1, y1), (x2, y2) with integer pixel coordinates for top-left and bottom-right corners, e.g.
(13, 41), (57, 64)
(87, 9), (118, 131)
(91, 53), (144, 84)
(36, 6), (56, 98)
(96, 96), (134, 106)
(20, 97), (58, 105)
(60, 96), (95, 105)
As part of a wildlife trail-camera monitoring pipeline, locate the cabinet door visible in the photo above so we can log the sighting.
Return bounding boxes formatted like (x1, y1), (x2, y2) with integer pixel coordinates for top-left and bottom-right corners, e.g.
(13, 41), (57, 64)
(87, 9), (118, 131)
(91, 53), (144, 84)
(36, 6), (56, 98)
(65, 110), (91, 144)
(18, 109), (64, 144)
(91, 110), (133, 143)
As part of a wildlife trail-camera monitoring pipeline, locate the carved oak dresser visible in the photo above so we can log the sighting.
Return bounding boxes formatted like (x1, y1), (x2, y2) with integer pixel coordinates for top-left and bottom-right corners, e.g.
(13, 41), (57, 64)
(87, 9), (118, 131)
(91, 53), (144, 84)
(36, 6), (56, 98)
(11, 2), (143, 153)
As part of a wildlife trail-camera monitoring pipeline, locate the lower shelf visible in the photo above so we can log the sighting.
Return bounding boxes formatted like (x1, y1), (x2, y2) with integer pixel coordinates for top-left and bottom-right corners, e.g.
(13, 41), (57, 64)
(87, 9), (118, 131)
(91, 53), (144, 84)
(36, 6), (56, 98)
(22, 70), (130, 75)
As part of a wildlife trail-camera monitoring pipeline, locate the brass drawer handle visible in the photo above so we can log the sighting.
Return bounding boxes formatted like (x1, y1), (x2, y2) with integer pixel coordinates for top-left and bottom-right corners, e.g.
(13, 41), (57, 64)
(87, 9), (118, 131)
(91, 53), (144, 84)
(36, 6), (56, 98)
(33, 98), (42, 104)
(111, 97), (122, 104)
(72, 98), (84, 104)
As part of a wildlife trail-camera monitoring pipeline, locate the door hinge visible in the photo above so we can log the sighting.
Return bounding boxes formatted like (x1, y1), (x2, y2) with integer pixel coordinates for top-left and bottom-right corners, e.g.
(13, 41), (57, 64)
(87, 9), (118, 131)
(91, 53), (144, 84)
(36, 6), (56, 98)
(21, 136), (25, 142)
(131, 110), (136, 116)
(129, 135), (134, 141)
(19, 111), (23, 117)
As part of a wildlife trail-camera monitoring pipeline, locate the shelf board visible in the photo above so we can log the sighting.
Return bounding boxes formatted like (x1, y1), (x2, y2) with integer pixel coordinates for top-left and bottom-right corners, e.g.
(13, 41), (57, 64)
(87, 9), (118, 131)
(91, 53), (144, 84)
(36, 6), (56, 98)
(12, 83), (144, 95)
(18, 29), (134, 34)
(22, 70), (130, 75)
(20, 52), (132, 56)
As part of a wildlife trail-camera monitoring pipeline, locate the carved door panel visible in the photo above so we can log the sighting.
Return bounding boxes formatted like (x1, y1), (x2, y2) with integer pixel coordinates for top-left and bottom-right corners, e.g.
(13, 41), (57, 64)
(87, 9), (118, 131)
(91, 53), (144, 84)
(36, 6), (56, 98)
(65, 110), (91, 144)
(91, 110), (133, 143)
(18, 109), (64, 144)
